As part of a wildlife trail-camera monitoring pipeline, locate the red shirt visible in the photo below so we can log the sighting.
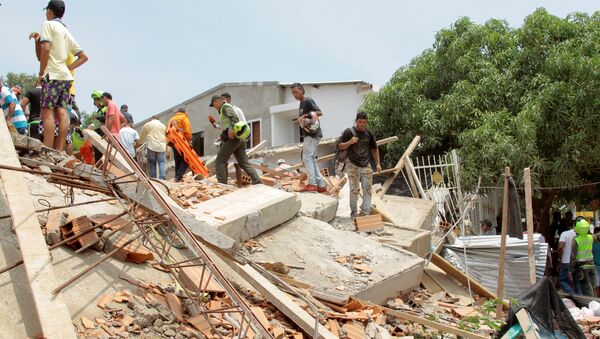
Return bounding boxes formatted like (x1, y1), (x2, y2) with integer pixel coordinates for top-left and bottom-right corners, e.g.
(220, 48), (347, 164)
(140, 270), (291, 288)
(104, 100), (124, 137)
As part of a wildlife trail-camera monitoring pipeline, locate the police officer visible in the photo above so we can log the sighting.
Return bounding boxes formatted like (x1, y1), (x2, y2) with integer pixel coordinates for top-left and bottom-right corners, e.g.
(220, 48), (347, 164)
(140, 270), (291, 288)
(209, 95), (260, 185)
(571, 218), (596, 296)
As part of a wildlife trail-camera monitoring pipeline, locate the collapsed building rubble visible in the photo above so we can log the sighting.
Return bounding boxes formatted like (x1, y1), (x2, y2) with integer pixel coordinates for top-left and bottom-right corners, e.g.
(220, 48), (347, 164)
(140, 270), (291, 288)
(3, 119), (596, 338)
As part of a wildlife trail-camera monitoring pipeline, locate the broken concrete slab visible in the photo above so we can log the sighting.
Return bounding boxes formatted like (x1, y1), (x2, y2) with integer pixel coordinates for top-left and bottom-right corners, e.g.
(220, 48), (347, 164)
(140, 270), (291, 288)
(11, 133), (42, 152)
(298, 192), (338, 223)
(381, 195), (437, 231)
(185, 184), (301, 242)
(245, 216), (425, 304)
(376, 223), (432, 258)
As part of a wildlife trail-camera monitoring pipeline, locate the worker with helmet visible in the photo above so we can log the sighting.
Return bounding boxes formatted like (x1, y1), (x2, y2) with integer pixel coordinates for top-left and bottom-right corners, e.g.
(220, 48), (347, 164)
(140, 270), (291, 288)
(90, 90), (108, 131)
(209, 95), (260, 185)
(570, 218), (596, 296)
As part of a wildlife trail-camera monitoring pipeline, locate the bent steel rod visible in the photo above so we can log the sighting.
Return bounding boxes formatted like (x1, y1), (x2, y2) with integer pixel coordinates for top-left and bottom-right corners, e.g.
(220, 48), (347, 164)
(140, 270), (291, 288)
(0, 211), (128, 275)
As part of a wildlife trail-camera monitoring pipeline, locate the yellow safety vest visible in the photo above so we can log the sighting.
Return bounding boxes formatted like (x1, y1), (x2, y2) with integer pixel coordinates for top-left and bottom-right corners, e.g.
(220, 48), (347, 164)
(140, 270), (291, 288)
(575, 234), (593, 262)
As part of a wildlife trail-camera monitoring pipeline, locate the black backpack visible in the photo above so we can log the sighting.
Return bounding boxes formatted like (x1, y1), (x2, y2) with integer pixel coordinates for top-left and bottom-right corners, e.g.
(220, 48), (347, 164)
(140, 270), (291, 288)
(334, 127), (356, 174)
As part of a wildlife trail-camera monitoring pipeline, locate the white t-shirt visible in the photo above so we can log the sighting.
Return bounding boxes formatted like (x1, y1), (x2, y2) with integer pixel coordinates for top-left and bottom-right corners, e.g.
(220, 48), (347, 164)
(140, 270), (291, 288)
(233, 105), (246, 122)
(559, 229), (576, 264)
(40, 18), (83, 81)
(119, 127), (139, 158)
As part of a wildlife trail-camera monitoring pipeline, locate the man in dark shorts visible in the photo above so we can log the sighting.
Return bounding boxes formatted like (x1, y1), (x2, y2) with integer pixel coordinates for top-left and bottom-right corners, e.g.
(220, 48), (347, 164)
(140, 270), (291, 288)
(33, 0), (88, 151)
(20, 85), (43, 141)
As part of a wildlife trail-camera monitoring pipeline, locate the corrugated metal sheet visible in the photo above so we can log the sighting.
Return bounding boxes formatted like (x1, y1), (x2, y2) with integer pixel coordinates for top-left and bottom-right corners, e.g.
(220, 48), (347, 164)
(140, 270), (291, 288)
(443, 234), (547, 298)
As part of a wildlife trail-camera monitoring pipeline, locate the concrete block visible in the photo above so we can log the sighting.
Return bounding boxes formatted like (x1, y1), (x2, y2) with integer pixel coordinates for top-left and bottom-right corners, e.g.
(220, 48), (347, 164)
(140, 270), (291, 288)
(381, 195), (437, 231)
(379, 223), (431, 258)
(298, 192), (338, 223)
(186, 184), (300, 241)
(245, 216), (425, 305)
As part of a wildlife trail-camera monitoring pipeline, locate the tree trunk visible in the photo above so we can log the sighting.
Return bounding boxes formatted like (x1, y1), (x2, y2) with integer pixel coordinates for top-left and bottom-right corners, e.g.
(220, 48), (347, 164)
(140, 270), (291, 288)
(532, 189), (558, 242)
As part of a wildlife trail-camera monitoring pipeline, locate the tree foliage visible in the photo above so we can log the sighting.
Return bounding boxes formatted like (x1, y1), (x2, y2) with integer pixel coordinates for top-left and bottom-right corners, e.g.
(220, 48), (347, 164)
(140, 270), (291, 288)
(4, 72), (38, 94)
(364, 8), (600, 203)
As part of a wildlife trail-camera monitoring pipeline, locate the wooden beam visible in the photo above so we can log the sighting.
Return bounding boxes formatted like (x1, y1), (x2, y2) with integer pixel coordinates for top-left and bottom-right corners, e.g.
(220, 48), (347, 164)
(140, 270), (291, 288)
(379, 135), (420, 198)
(515, 308), (541, 339)
(288, 136), (398, 172)
(0, 119), (76, 338)
(430, 253), (497, 300)
(288, 153), (336, 171)
(524, 168), (536, 285)
(371, 303), (488, 339)
(82, 129), (132, 172)
(224, 260), (337, 339)
(496, 166), (511, 319)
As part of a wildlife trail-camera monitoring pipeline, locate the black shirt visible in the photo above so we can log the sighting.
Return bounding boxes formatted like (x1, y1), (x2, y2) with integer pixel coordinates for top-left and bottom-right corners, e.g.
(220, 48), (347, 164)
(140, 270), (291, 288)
(298, 97), (323, 138)
(339, 127), (377, 167)
(24, 87), (42, 121)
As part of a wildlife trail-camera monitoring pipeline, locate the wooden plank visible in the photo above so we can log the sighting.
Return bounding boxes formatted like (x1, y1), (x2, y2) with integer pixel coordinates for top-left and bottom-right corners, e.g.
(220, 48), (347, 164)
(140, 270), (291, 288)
(250, 307), (271, 331)
(420, 271), (443, 293)
(82, 128), (132, 172)
(379, 135), (420, 197)
(524, 168), (536, 285)
(424, 267), (471, 299)
(497, 166), (511, 319)
(326, 319), (341, 337)
(0, 119), (76, 338)
(342, 322), (366, 339)
(376, 304), (488, 339)
(225, 261), (337, 339)
(430, 253), (496, 300)
(515, 308), (541, 339)
(289, 136), (398, 172)
(403, 160), (419, 197)
(370, 193), (400, 224)
(405, 157), (426, 198)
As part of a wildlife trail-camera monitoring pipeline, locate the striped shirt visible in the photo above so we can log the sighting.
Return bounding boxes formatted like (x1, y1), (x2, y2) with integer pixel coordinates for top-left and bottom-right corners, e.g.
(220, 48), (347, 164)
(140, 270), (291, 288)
(1, 86), (28, 129)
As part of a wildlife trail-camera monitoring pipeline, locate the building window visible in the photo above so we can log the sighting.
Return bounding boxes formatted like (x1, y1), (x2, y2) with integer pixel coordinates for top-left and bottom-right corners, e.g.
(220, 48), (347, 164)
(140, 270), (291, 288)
(192, 131), (204, 156)
(245, 119), (261, 149)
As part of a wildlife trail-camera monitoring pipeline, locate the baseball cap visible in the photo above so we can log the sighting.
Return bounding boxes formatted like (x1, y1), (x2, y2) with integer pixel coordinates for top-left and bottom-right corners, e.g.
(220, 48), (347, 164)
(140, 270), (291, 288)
(44, 0), (65, 17)
(277, 159), (286, 165)
(209, 95), (221, 107)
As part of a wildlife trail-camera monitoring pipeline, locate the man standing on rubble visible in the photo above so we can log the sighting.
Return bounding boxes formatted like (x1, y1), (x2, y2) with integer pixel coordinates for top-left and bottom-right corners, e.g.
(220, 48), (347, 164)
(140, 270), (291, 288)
(101, 92), (126, 137)
(558, 222), (577, 293)
(119, 114), (140, 159)
(167, 107), (192, 182)
(20, 85), (43, 140)
(570, 219), (596, 296)
(34, 0), (88, 151)
(291, 83), (327, 193)
(141, 116), (169, 180)
(1, 85), (28, 135)
(209, 96), (261, 185)
(337, 112), (381, 218)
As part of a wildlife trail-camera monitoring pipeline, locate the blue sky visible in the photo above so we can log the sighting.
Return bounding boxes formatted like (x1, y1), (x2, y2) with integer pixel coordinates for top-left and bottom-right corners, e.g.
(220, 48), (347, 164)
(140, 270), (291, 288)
(1, 1), (597, 122)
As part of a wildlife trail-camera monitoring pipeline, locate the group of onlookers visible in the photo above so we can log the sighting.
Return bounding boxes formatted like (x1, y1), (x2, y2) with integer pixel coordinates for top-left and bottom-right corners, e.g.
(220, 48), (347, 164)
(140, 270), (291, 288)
(3, 1), (384, 222)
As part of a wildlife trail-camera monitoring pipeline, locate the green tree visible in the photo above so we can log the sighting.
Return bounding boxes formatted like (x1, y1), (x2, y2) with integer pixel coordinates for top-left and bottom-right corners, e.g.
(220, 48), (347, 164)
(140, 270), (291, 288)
(4, 72), (38, 94)
(363, 8), (600, 238)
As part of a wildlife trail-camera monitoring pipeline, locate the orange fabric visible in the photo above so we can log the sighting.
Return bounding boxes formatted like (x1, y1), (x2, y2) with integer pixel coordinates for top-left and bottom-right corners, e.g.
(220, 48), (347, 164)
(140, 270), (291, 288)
(167, 112), (192, 141)
(80, 139), (95, 165)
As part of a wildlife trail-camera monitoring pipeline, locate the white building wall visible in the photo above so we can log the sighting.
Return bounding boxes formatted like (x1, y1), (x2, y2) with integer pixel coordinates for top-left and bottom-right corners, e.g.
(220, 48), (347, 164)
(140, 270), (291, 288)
(272, 83), (373, 147)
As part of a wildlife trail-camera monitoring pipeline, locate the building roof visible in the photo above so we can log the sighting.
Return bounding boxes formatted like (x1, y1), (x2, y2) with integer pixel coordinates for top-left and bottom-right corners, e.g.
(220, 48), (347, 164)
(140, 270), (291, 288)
(135, 80), (372, 128)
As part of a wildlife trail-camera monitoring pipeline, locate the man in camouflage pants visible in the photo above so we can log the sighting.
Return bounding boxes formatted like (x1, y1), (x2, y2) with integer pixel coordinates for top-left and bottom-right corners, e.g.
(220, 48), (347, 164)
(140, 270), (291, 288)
(337, 112), (382, 218)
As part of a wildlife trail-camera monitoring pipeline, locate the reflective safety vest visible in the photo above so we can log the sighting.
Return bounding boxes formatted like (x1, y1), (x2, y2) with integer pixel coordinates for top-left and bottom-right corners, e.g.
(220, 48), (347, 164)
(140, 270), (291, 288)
(575, 234), (594, 262)
(219, 103), (236, 133)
